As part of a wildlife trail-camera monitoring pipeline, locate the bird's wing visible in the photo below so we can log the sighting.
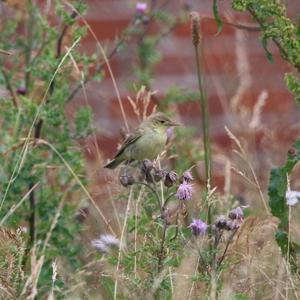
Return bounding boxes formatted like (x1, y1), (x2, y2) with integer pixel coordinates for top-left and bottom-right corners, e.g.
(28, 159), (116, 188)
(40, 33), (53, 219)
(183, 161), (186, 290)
(113, 127), (144, 159)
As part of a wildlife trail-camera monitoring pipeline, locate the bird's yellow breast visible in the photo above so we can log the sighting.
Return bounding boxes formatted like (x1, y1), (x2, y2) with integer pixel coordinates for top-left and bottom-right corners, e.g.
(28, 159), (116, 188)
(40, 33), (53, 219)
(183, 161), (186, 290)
(124, 127), (167, 161)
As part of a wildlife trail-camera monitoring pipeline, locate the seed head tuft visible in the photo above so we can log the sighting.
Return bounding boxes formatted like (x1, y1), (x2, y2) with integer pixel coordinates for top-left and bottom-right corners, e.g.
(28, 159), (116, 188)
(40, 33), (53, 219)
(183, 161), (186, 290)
(91, 234), (120, 253)
(190, 11), (201, 46)
(286, 190), (300, 206)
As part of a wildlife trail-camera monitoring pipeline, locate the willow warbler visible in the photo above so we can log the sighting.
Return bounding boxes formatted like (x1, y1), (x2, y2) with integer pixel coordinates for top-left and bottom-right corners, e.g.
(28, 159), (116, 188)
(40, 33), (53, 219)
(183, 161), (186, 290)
(104, 112), (178, 169)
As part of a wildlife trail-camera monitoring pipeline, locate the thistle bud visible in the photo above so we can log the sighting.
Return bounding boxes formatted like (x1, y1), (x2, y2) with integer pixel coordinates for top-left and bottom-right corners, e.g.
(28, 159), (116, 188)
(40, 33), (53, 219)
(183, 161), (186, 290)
(225, 220), (240, 231)
(190, 11), (200, 47)
(153, 169), (165, 182)
(75, 206), (89, 223)
(164, 171), (178, 187)
(17, 86), (27, 95)
(141, 159), (153, 174)
(288, 147), (297, 157)
(214, 215), (227, 230)
(119, 175), (135, 187)
(181, 170), (194, 183)
(228, 207), (244, 220)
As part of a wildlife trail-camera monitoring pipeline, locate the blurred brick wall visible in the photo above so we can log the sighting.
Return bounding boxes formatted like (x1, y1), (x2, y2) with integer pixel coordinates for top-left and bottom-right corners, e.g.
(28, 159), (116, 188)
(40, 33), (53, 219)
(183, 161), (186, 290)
(68, 0), (300, 163)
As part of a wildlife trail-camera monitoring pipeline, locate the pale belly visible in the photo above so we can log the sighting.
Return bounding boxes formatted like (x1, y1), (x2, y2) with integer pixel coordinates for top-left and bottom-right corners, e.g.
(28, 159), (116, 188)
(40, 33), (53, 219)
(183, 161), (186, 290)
(124, 129), (167, 161)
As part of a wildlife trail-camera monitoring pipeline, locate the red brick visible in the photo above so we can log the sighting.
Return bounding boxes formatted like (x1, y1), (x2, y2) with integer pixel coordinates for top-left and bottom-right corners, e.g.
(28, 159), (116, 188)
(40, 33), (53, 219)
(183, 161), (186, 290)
(66, 0), (300, 166)
(83, 19), (131, 41)
(177, 95), (225, 118)
(81, 133), (135, 162)
(174, 18), (235, 38)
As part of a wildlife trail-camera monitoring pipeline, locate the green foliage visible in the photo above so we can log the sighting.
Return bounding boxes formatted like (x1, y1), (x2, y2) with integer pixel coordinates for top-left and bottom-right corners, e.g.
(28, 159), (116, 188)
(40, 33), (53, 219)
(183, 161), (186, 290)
(213, 0), (223, 34)
(75, 106), (93, 138)
(285, 73), (300, 104)
(268, 140), (300, 257)
(230, 0), (300, 101)
(0, 1), (95, 298)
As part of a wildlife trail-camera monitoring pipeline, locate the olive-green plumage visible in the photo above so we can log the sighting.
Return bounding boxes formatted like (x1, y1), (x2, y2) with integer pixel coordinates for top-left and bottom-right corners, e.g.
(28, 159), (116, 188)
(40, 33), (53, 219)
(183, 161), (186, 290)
(104, 112), (178, 169)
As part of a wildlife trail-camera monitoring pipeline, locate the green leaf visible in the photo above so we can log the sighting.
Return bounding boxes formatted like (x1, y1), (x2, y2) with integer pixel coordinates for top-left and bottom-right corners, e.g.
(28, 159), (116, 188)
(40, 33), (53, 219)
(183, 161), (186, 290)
(269, 140), (300, 228)
(285, 73), (300, 105)
(213, 0), (223, 34)
(275, 230), (289, 255)
(268, 139), (300, 260)
(261, 36), (274, 63)
(268, 167), (288, 228)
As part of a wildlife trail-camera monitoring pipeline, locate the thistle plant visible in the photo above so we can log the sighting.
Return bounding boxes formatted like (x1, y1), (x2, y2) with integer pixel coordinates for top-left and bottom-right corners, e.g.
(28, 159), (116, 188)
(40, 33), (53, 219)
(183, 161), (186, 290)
(98, 144), (249, 299)
(103, 160), (196, 298)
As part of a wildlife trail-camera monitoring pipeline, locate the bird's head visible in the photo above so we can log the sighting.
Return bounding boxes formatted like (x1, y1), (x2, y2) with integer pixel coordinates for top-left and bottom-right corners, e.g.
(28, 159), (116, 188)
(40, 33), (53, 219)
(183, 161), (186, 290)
(145, 112), (179, 129)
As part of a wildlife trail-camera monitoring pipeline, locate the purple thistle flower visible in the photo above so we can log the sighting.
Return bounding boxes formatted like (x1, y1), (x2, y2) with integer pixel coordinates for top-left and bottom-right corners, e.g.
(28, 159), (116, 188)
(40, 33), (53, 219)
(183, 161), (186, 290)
(189, 219), (208, 236)
(228, 206), (244, 220)
(17, 86), (27, 95)
(176, 181), (193, 201)
(181, 170), (194, 183)
(136, 2), (147, 14)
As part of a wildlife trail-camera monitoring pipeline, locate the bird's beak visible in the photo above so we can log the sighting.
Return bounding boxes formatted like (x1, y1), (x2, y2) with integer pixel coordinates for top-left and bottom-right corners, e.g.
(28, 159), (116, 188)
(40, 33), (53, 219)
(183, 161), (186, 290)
(167, 120), (180, 127)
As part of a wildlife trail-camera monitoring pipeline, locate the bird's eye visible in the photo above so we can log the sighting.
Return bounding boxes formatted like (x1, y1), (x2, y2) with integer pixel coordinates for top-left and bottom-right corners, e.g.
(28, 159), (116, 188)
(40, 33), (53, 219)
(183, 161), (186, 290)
(159, 120), (165, 124)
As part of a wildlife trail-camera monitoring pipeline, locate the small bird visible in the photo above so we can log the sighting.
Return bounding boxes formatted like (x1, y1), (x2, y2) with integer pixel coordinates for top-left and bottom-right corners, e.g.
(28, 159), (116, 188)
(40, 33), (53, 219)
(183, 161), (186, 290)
(104, 112), (178, 169)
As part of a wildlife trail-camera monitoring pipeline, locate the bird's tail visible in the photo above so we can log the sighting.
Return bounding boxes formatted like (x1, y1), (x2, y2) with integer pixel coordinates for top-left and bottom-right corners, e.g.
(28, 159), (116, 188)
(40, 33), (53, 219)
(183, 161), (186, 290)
(104, 158), (123, 169)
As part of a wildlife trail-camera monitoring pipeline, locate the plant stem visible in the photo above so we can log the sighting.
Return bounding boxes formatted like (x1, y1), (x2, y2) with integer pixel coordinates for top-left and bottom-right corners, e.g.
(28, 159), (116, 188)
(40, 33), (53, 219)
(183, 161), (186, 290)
(193, 28), (215, 297)
(162, 192), (176, 210)
(194, 39), (212, 235)
(157, 221), (167, 272)
(25, 0), (36, 259)
(217, 228), (238, 268)
(28, 182), (36, 246)
(194, 45), (211, 194)
(25, 0), (34, 89)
